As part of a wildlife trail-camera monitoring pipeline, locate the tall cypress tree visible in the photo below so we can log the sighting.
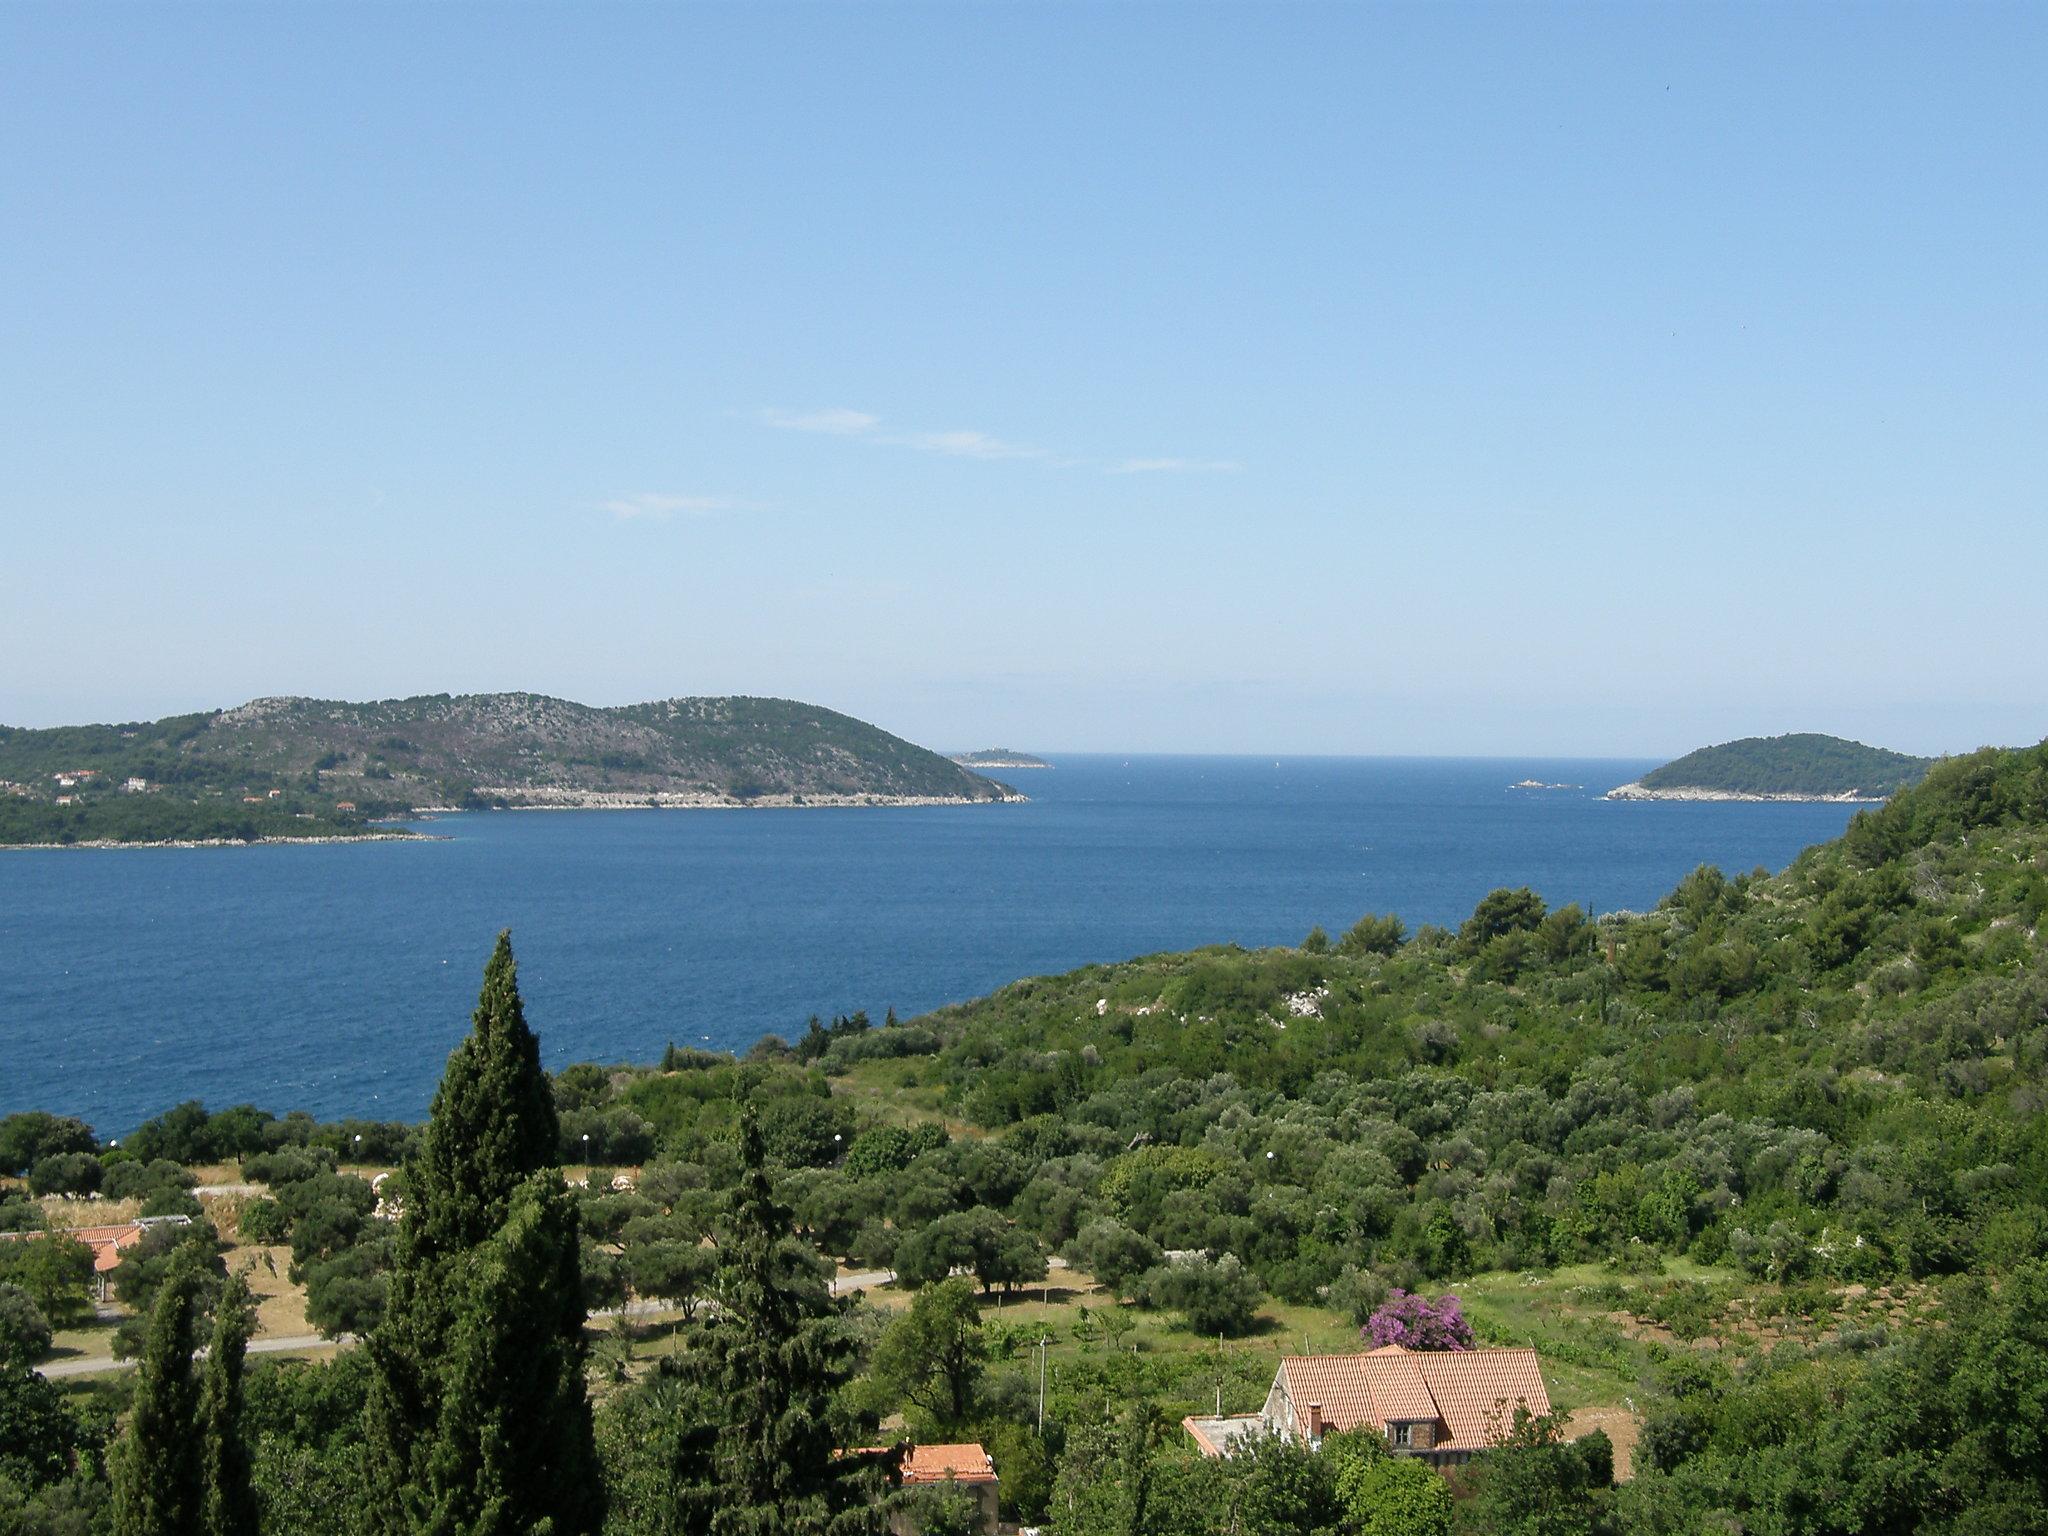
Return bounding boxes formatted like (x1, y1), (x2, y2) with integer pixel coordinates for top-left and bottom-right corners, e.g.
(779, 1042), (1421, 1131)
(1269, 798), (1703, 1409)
(199, 1270), (258, 1536)
(409, 929), (561, 1257)
(111, 1246), (206, 1536)
(665, 1106), (886, 1536)
(426, 1173), (604, 1536)
(366, 931), (599, 1536)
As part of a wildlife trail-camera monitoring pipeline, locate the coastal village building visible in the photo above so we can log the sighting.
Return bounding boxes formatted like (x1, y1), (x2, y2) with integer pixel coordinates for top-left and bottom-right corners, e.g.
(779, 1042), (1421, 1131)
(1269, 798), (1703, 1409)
(1183, 1344), (1551, 1470)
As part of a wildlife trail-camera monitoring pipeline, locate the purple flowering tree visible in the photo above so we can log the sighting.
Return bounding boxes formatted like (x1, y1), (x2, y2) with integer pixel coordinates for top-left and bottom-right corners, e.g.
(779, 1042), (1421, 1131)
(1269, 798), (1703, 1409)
(1364, 1289), (1474, 1351)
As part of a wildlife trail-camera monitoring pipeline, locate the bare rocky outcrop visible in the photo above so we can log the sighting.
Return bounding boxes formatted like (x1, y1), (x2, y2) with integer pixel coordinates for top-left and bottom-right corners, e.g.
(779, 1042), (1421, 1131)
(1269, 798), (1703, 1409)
(1605, 782), (1893, 804)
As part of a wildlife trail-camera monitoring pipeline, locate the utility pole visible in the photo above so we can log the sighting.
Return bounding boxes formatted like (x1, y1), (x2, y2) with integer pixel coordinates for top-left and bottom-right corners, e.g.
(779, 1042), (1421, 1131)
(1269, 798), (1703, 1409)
(1037, 1335), (1051, 1434)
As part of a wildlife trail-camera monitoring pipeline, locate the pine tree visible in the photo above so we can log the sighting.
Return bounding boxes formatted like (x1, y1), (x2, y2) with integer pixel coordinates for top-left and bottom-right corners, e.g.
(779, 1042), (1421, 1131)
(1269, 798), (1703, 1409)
(665, 1106), (887, 1536)
(366, 931), (599, 1535)
(111, 1246), (206, 1536)
(199, 1270), (259, 1536)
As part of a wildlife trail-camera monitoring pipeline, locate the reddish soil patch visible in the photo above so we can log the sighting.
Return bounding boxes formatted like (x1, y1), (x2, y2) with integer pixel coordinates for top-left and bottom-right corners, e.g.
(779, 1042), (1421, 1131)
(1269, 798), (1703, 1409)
(1566, 1404), (1639, 1480)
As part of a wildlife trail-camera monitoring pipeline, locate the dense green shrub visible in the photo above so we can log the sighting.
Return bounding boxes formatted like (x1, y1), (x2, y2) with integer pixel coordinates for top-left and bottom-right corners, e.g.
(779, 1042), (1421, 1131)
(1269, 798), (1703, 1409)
(28, 1154), (102, 1198)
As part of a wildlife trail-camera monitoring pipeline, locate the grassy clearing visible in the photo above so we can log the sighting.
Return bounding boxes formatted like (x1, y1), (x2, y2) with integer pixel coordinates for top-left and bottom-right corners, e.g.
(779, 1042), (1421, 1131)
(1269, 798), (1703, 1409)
(36, 1194), (144, 1228)
(828, 1060), (980, 1135)
(44, 1315), (122, 1364)
(885, 1266), (1643, 1430)
(233, 1241), (312, 1338)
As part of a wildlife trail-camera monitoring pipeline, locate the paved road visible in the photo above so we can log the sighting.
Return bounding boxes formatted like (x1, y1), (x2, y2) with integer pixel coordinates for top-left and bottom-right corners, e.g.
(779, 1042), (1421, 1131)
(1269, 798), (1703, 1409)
(40, 1332), (351, 1379)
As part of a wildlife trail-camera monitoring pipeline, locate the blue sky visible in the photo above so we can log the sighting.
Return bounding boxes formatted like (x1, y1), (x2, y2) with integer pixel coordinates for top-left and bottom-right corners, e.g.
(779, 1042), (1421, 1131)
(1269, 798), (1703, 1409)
(3, 3), (2042, 756)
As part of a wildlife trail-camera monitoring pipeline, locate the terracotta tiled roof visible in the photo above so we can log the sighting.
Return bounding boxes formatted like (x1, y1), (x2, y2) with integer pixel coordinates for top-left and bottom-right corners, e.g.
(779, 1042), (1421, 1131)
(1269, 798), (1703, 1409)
(1275, 1346), (1551, 1454)
(1414, 1347), (1549, 1450)
(1361, 1352), (1444, 1422)
(900, 1444), (997, 1485)
(1, 1223), (144, 1274)
(1276, 1355), (1381, 1433)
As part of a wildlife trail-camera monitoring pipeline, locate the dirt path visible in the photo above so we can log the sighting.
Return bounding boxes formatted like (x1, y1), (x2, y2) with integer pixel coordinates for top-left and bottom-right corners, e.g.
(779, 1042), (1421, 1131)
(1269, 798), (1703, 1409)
(36, 1255), (1066, 1378)
(1566, 1403), (1640, 1480)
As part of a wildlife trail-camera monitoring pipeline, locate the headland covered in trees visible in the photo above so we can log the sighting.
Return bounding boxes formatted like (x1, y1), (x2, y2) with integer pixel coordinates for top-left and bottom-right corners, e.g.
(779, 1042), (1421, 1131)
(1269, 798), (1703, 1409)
(949, 749), (1054, 769)
(4, 738), (2047, 1533)
(1606, 732), (1936, 803)
(0, 692), (1017, 847)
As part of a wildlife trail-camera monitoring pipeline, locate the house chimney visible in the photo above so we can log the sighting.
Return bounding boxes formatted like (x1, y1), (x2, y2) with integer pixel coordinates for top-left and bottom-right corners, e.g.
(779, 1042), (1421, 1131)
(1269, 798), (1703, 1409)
(1308, 1403), (1323, 1441)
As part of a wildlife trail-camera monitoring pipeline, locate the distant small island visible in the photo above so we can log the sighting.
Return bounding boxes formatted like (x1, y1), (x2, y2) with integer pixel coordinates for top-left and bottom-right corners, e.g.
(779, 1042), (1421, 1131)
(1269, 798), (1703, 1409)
(1607, 732), (1936, 803)
(949, 749), (1053, 769)
(0, 693), (1018, 847)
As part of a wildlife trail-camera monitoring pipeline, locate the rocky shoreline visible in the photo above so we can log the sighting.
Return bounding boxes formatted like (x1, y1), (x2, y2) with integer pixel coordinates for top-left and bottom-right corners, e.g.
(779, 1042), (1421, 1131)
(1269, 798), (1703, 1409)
(1604, 782), (1891, 804)
(480, 787), (1029, 809)
(0, 831), (427, 851)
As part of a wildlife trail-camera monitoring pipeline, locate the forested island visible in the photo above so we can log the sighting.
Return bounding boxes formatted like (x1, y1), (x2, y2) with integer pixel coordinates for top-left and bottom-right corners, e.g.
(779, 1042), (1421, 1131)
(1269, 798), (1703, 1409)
(1606, 732), (1936, 802)
(0, 693), (1014, 846)
(4, 739), (2046, 1533)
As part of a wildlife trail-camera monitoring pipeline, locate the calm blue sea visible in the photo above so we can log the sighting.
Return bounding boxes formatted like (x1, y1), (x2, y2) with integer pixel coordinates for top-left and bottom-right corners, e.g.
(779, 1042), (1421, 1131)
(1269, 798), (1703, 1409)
(0, 756), (1865, 1135)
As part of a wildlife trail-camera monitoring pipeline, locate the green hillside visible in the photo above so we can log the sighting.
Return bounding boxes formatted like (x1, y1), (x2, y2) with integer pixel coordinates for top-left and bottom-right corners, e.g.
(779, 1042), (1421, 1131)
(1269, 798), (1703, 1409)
(1630, 732), (1935, 797)
(878, 738), (2048, 1283)
(790, 737), (2048, 1526)
(0, 692), (1010, 844)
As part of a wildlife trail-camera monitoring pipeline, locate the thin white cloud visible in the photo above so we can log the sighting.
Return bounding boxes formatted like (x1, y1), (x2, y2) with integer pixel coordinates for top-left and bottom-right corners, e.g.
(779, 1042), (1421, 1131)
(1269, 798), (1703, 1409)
(600, 493), (742, 522)
(759, 405), (1232, 475)
(890, 428), (1044, 461)
(1106, 457), (1243, 475)
(763, 405), (1041, 460)
(761, 407), (881, 436)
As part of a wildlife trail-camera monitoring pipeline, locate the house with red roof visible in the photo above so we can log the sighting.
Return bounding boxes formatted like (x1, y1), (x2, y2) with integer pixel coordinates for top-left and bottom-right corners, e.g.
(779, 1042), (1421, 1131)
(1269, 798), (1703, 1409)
(69, 1223), (148, 1299)
(0, 1221), (147, 1301)
(1184, 1343), (1551, 1470)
